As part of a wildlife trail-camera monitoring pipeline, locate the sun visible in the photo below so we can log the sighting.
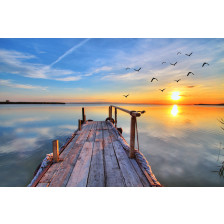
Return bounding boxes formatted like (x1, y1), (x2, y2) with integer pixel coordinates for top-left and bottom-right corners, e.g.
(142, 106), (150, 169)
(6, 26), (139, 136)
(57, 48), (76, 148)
(171, 91), (181, 100)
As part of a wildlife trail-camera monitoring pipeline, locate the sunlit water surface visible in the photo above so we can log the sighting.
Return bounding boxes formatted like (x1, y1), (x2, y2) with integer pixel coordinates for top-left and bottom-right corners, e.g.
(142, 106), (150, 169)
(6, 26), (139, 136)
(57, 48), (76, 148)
(0, 104), (224, 187)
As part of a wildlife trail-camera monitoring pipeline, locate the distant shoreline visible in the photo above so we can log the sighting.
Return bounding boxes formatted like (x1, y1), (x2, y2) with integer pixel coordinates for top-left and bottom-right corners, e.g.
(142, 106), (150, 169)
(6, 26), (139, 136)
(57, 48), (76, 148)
(195, 104), (224, 106)
(0, 102), (65, 104)
(0, 102), (223, 106)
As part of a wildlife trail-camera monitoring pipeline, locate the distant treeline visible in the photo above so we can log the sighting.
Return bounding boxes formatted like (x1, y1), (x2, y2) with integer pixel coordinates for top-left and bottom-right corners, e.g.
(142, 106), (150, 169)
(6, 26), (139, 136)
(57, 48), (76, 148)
(0, 102), (65, 104)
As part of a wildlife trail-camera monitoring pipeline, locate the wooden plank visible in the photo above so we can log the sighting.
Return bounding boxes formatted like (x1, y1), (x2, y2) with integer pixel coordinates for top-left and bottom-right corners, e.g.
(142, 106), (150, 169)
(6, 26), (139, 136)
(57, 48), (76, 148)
(96, 121), (102, 130)
(111, 140), (143, 187)
(66, 142), (94, 187)
(91, 121), (97, 130)
(101, 121), (108, 130)
(36, 182), (49, 187)
(103, 129), (125, 187)
(87, 141), (105, 187)
(95, 122), (103, 142)
(86, 129), (96, 142)
(48, 123), (93, 187)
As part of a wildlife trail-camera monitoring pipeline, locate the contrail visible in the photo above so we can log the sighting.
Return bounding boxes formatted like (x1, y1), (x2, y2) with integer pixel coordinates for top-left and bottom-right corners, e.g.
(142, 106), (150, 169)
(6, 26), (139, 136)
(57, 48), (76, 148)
(50, 38), (90, 67)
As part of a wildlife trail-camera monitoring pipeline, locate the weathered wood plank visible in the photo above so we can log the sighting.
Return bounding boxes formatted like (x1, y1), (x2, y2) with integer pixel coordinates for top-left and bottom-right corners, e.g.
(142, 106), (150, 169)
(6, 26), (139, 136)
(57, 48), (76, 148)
(48, 123), (93, 187)
(111, 140), (143, 187)
(103, 129), (125, 187)
(36, 182), (49, 187)
(101, 121), (108, 130)
(66, 142), (94, 187)
(87, 141), (105, 187)
(95, 122), (103, 142)
(96, 121), (102, 130)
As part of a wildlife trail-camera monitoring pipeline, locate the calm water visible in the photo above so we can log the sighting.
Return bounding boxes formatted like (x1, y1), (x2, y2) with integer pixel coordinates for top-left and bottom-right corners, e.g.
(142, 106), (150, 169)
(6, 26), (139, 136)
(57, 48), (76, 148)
(0, 104), (224, 187)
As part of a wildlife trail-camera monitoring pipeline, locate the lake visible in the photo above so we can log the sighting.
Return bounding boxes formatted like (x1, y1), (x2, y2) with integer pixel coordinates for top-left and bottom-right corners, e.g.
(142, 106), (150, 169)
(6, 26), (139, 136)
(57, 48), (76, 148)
(0, 104), (223, 187)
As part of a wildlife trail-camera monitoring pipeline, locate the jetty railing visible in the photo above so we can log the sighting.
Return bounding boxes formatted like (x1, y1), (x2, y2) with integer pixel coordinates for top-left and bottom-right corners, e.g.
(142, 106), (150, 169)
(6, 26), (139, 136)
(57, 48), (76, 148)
(109, 105), (143, 159)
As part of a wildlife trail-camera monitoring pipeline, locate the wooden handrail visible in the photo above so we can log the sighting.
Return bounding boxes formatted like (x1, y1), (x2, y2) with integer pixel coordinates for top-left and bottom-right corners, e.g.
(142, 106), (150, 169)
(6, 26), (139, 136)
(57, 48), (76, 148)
(109, 105), (145, 159)
(110, 105), (141, 117)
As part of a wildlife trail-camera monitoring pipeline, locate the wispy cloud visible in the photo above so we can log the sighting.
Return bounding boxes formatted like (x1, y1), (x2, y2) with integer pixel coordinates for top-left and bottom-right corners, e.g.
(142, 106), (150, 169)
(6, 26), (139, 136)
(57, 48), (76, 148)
(0, 49), (80, 81)
(0, 116), (49, 127)
(54, 76), (81, 81)
(0, 79), (47, 90)
(83, 66), (112, 77)
(50, 38), (90, 67)
(101, 71), (150, 81)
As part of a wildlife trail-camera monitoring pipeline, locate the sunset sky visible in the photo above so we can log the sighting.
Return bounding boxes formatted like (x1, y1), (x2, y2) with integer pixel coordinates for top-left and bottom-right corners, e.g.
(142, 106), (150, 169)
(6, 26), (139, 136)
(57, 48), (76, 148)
(0, 38), (223, 104)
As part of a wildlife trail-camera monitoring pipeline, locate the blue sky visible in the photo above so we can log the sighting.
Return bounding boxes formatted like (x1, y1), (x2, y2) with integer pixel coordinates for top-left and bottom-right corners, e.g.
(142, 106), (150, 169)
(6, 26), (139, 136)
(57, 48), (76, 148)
(0, 38), (223, 103)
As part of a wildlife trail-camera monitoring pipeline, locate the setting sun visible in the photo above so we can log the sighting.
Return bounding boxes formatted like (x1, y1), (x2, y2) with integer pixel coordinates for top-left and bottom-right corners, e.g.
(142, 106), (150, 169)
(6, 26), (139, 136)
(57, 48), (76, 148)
(171, 92), (181, 100)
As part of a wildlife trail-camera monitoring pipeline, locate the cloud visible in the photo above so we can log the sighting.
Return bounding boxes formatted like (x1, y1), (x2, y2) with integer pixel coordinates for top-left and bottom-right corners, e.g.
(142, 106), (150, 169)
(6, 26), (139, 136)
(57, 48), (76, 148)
(101, 71), (150, 81)
(0, 49), (80, 81)
(0, 79), (47, 90)
(54, 76), (82, 81)
(186, 85), (196, 88)
(50, 38), (90, 67)
(83, 66), (112, 77)
(0, 116), (49, 127)
(0, 137), (39, 153)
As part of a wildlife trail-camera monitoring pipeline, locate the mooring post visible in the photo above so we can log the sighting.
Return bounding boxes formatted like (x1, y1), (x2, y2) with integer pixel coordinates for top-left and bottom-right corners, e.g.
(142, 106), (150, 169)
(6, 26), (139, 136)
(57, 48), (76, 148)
(78, 119), (81, 130)
(129, 116), (136, 158)
(109, 106), (112, 119)
(53, 140), (59, 162)
(115, 108), (117, 128)
(82, 107), (86, 122)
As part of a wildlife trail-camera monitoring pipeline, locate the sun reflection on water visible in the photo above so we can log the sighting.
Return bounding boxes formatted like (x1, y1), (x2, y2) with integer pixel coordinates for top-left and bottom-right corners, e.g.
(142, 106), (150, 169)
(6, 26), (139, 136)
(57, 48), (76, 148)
(171, 105), (179, 116)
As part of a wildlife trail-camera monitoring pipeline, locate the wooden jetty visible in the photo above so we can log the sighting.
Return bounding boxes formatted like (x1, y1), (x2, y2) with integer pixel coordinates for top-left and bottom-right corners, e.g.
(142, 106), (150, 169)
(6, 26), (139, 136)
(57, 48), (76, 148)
(31, 106), (161, 187)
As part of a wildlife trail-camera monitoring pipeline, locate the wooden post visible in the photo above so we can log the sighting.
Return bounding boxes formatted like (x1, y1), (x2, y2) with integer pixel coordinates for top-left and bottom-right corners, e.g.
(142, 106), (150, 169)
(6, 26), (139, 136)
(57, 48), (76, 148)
(115, 108), (117, 128)
(109, 106), (112, 119)
(129, 116), (136, 158)
(78, 119), (81, 130)
(82, 107), (86, 122)
(53, 140), (59, 162)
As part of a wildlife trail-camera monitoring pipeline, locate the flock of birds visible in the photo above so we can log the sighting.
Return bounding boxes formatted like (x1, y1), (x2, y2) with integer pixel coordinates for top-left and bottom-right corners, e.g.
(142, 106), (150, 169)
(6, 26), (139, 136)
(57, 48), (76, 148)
(123, 51), (210, 98)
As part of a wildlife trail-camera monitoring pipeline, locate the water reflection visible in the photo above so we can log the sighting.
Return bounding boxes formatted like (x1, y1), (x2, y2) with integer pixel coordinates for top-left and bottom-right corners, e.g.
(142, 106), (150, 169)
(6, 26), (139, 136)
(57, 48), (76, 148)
(171, 105), (179, 117)
(0, 104), (224, 186)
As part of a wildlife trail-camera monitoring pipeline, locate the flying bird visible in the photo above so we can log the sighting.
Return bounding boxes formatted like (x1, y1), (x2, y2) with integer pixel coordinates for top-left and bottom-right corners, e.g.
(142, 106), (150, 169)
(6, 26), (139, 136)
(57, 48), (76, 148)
(151, 77), (158, 82)
(202, 62), (209, 67)
(177, 52), (181, 55)
(125, 67), (130, 70)
(162, 62), (166, 64)
(185, 52), (193, 56)
(187, 72), (195, 76)
(170, 62), (177, 66)
(159, 89), (166, 92)
(134, 67), (141, 72)
(175, 79), (181, 82)
(123, 94), (129, 98)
